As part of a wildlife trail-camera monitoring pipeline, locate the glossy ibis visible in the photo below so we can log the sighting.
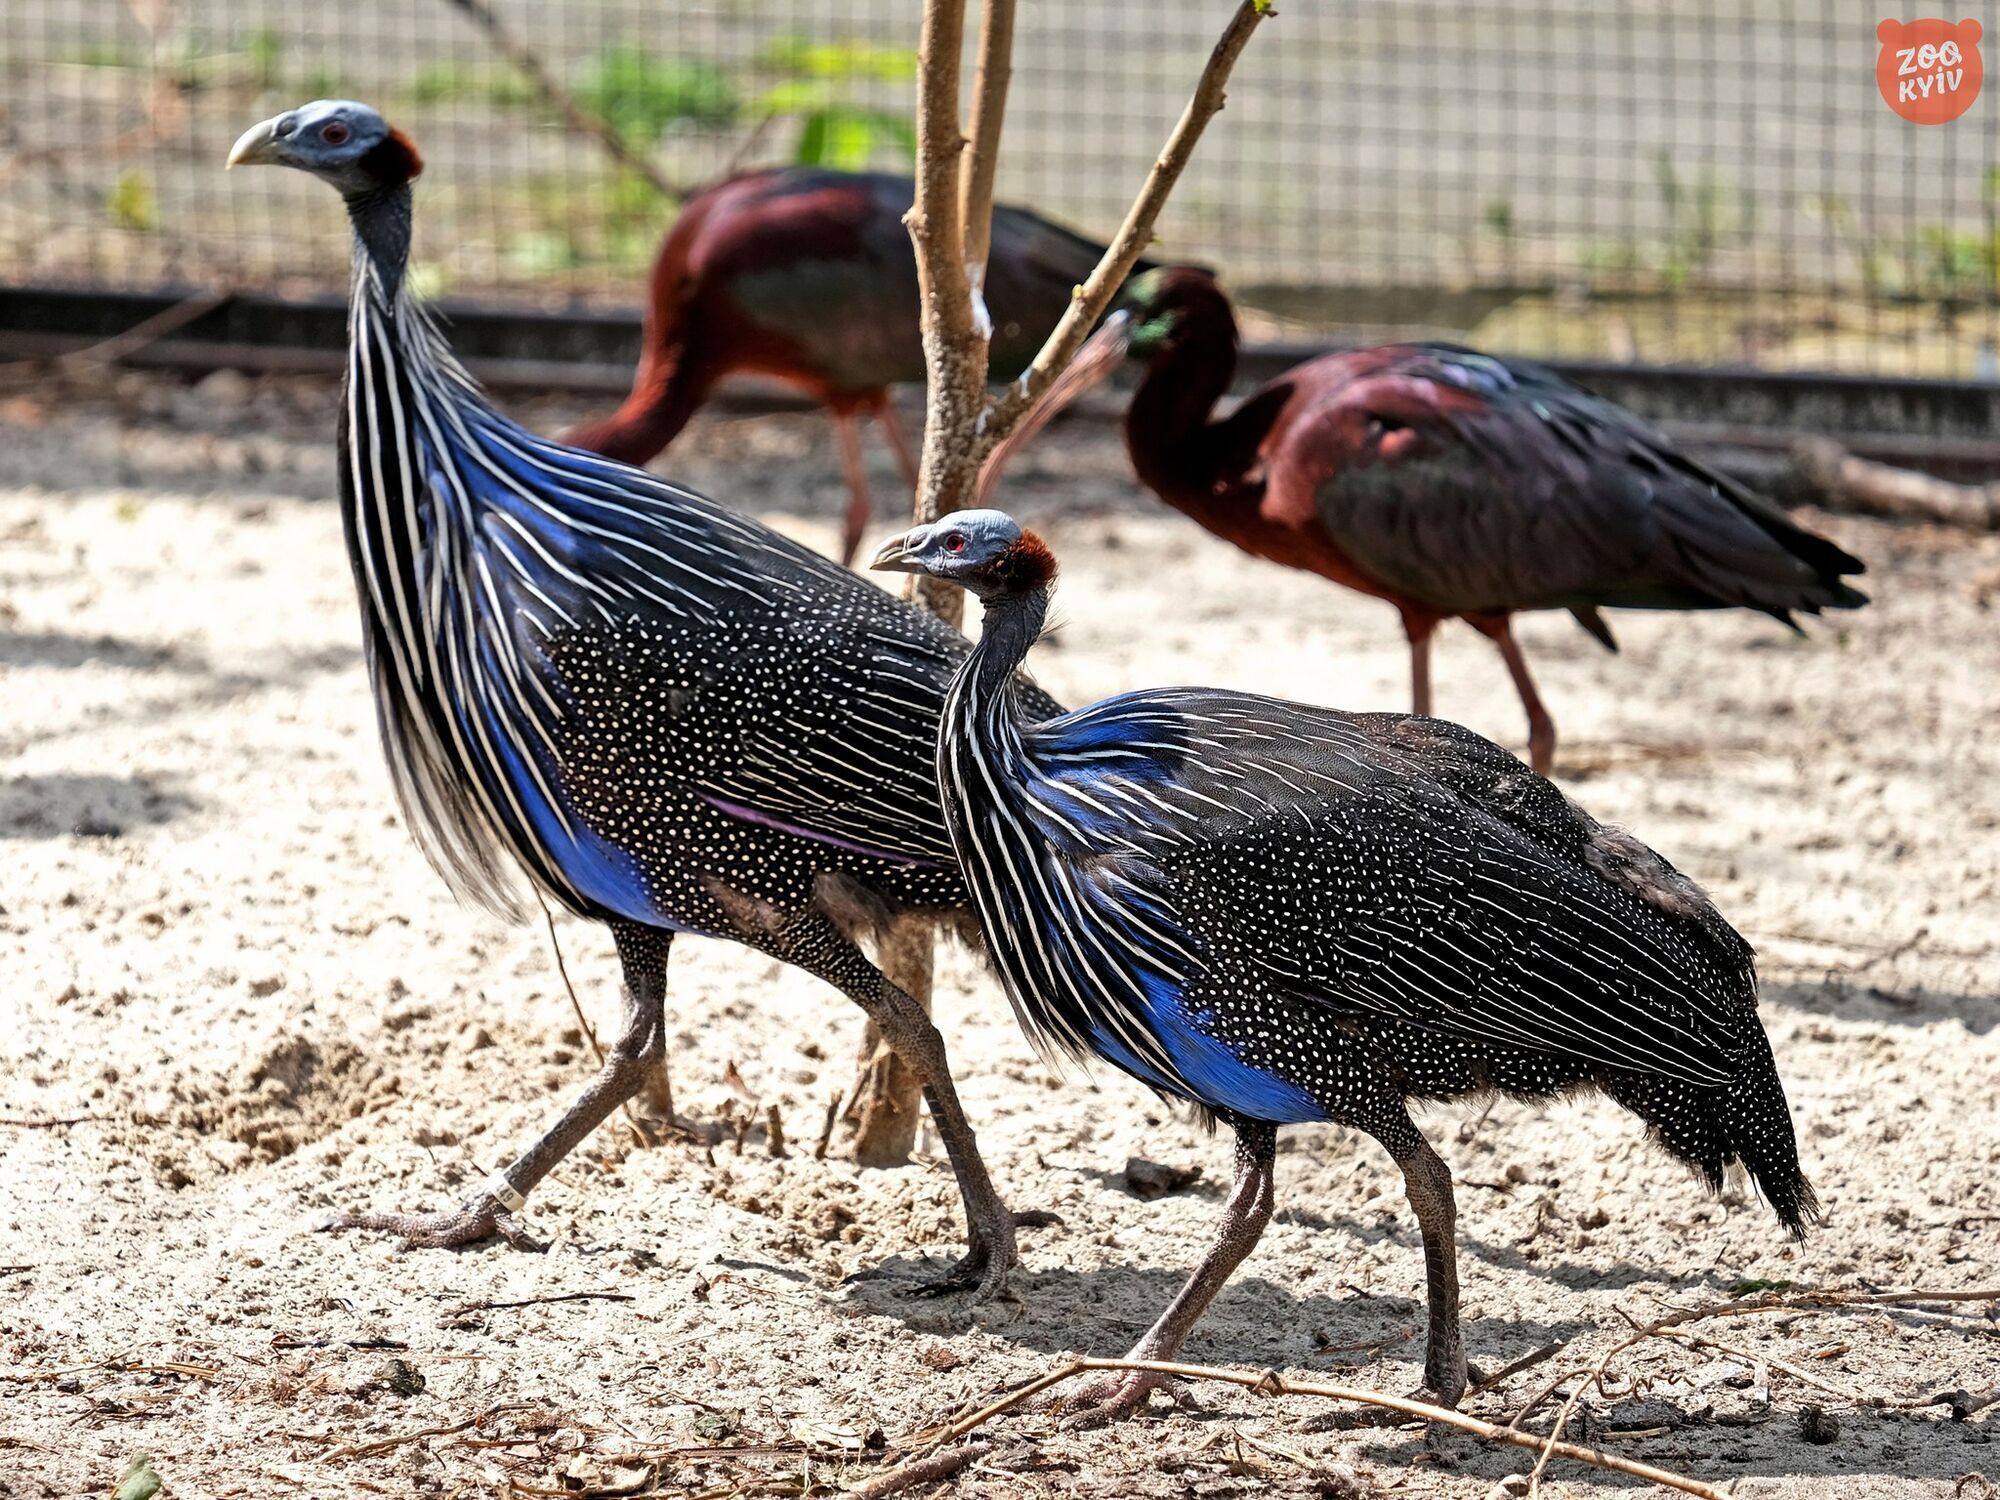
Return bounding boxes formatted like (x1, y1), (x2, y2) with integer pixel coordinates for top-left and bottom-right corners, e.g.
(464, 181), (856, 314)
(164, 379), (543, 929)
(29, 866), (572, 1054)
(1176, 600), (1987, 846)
(568, 166), (1139, 565)
(982, 268), (1867, 774)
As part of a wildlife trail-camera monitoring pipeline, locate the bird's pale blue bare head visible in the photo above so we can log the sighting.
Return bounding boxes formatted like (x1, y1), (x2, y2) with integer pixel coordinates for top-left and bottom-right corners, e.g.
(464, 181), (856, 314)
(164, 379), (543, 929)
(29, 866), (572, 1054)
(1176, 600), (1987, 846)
(226, 100), (420, 197)
(869, 510), (1057, 598)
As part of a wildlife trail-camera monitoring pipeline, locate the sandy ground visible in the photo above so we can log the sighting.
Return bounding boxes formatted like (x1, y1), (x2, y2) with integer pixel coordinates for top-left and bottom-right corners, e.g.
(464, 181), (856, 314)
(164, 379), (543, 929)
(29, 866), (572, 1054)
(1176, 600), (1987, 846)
(2, 370), (1998, 1500)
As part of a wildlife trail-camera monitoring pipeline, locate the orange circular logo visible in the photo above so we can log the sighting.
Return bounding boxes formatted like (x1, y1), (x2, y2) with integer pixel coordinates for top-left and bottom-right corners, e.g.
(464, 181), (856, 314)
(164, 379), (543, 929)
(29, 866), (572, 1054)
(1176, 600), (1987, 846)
(1876, 18), (1983, 124)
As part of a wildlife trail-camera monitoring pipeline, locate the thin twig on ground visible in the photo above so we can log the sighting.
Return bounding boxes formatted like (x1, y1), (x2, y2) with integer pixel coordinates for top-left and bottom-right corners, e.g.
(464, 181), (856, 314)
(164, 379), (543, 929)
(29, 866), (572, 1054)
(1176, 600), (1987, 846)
(849, 1438), (994, 1498)
(449, 1291), (635, 1317)
(325, 1402), (534, 1462)
(894, 1357), (1723, 1499)
(1467, 1338), (1568, 1397)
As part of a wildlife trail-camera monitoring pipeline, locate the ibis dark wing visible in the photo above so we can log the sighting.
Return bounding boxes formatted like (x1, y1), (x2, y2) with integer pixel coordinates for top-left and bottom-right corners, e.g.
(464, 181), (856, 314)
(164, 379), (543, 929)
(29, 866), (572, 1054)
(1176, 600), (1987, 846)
(710, 168), (1137, 391)
(984, 201), (1145, 378)
(1261, 345), (1865, 621)
(1025, 688), (1753, 1086)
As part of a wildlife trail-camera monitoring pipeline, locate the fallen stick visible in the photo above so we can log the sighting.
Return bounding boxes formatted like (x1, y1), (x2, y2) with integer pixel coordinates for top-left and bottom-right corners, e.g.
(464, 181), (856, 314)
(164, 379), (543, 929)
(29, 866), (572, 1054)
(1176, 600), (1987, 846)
(898, 1357), (1725, 1500)
(449, 1291), (634, 1317)
(326, 1402), (533, 1462)
(1791, 436), (2000, 531)
(848, 1438), (994, 1498)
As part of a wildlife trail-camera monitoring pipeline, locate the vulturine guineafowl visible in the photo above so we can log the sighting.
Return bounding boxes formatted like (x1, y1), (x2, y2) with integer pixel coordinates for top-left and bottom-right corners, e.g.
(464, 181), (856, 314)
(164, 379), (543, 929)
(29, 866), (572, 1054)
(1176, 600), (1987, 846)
(225, 101), (1059, 1298)
(875, 509), (1816, 1417)
(979, 267), (1868, 775)
(565, 166), (1145, 566)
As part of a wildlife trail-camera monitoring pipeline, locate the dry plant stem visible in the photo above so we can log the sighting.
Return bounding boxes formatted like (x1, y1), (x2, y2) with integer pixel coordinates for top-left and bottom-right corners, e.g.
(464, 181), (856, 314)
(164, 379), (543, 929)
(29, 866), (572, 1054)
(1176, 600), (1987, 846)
(1651, 1324), (1863, 1405)
(435, 0), (683, 201)
(849, 1438), (994, 1499)
(538, 895), (657, 1143)
(982, 0), (1269, 441)
(326, 1402), (532, 1462)
(1526, 1328), (1635, 1497)
(900, 1358), (1723, 1500)
(1504, 1284), (2000, 1434)
(450, 1291), (634, 1316)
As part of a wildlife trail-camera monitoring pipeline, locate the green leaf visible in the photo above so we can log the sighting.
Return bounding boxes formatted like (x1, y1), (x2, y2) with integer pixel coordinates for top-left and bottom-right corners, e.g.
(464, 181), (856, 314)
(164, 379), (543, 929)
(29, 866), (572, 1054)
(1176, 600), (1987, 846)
(754, 79), (835, 117)
(793, 110), (829, 168)
(106, 171), (157, 233)
(575, 47), (738, 145)
(112, 1455), (161, 1500)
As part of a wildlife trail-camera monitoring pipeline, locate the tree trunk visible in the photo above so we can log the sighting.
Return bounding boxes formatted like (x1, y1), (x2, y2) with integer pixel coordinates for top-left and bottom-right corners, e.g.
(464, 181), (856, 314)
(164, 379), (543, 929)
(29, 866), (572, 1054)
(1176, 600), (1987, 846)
(843, 0), (1269, 1167)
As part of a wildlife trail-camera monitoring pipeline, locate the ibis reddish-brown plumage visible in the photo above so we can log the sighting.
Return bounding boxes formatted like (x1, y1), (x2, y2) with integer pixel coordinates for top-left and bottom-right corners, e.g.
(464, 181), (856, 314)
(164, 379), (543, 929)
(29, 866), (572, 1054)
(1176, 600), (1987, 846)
(567, 167), (1138, 565)
(984, 268), (1868, 773)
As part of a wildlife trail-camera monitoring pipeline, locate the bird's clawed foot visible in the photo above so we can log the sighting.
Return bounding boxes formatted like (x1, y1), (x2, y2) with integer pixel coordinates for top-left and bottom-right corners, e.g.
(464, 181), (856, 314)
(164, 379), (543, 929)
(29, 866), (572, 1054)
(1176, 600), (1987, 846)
(911, 1211), (1023, 1305)
(1407, 1353), (1472, 1412)
(1036, 1368), (1197, 1429)
(318, 1192), (546, 1253)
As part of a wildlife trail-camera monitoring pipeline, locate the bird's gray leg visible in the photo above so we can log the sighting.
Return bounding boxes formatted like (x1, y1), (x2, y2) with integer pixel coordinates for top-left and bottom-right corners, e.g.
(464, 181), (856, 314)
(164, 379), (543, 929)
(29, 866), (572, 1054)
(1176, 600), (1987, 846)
(1403, 615), (1438, 717)
(1370, 1118), (1468, 1407)
(873, 396), (922, 493)
(830, 408), (876, 568)
(1054, 1122), (1278, 1427)
(1472, 614), (1556, 776)
(324, 923), (671, 1253)
(755, 909), (1017, 1303)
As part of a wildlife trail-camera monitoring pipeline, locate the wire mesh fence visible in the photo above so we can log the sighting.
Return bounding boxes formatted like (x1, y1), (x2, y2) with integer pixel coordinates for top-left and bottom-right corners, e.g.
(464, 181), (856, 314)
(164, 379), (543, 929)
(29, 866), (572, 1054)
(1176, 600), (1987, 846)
(3, 1), (1996, 378)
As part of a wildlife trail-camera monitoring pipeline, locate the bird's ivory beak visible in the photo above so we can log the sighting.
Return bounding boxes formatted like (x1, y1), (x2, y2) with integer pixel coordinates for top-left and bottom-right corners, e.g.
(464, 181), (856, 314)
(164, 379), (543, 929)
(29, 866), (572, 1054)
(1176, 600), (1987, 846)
(226, 115), (286, 169)
(869, 528), (927, 573)
(974, 308), (1132, 508)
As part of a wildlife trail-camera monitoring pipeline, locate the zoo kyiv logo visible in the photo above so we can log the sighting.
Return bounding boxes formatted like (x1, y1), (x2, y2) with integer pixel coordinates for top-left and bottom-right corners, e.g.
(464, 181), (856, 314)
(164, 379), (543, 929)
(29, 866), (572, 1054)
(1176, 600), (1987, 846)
(1875, 17), (1982, 123)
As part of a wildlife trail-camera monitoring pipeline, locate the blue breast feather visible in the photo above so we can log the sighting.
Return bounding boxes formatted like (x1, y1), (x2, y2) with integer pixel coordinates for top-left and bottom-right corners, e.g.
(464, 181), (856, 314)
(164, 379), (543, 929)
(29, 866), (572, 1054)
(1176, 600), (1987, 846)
(1023, 700), (1327, 1124)
(414, 411), (688, 929)
(1088, 966), (1325, 1125)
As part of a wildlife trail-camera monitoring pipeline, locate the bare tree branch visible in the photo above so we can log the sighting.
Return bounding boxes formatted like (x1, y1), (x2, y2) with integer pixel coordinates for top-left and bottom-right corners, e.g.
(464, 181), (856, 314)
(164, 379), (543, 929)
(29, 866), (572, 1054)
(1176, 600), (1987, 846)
(958, 0), (1017, 287)
(865, 0), (1269, 1156)
(906, 0), (981, 559)
(983, 0), (1270, 442)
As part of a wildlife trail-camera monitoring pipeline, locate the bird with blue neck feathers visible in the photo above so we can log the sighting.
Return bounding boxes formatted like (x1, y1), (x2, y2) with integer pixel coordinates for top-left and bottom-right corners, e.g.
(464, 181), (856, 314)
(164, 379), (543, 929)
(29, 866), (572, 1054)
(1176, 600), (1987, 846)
(224, 100), (1056, 1297)
(876, 508), (1815, 1421)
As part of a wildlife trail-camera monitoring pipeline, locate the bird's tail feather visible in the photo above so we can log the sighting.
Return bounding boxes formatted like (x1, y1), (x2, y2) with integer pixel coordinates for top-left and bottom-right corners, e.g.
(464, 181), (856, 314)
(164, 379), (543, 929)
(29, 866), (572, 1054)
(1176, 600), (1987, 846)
(1606, 1032), (1818, 1239)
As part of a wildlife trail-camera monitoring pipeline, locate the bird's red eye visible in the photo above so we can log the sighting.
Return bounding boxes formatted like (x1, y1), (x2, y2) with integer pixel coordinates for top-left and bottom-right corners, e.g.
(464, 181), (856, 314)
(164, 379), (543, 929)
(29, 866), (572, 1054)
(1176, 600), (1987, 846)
(321, 121), (351, 145)
(944, 533), (967, 553)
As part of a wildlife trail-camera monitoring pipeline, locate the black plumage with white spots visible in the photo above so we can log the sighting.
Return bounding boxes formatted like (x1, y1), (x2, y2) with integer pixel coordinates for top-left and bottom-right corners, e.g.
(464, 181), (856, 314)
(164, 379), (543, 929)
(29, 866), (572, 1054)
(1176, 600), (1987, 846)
(876, 508), (1815, 1411)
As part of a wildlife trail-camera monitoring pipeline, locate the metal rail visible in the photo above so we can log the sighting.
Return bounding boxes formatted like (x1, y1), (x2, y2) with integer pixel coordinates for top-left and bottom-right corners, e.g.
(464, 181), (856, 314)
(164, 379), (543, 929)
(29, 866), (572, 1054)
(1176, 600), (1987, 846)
(8, 286), (2000, 476)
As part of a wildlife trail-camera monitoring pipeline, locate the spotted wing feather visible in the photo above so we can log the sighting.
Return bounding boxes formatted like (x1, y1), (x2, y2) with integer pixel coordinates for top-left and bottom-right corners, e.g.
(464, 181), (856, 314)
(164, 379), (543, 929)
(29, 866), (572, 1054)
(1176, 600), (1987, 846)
(1017, 690), (1754, 1090)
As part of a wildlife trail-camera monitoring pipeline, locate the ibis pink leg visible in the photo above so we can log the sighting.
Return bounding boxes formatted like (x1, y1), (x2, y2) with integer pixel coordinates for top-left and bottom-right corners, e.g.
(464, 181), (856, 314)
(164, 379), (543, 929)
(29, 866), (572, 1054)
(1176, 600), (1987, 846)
(831, 408), (876, 568)
(1472, 614), (1557, 775)
(874, 396), (922, 494)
